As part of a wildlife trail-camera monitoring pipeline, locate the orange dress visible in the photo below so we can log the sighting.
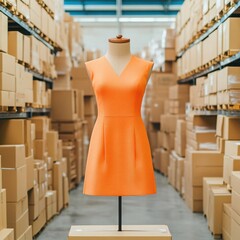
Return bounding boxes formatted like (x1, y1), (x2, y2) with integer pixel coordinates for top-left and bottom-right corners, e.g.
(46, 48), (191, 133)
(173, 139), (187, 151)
(83, 55), (156, 196)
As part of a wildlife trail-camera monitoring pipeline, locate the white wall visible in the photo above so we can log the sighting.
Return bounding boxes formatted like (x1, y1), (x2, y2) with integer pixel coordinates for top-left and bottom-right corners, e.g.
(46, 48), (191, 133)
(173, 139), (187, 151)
(81, 22), (175, 55)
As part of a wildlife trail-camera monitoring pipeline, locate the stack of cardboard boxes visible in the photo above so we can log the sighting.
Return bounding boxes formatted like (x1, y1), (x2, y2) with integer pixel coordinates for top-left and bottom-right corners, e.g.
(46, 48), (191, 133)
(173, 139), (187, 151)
(184, 114), (224, 213)
(177, 10), (240, 81)
(52, 119), (84, 189)
(168, 119), (186, 194)
(153, 85), (188, 176)
(0, 117), (70, 238)
(0, 156), (15, 239)
(0, 119), (34, 240)
(144, 71), (177, 154)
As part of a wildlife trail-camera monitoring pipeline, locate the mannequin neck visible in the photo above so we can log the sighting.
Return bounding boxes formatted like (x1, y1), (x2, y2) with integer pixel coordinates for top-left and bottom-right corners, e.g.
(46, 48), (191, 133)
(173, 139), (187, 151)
(105, 42), (131, 59)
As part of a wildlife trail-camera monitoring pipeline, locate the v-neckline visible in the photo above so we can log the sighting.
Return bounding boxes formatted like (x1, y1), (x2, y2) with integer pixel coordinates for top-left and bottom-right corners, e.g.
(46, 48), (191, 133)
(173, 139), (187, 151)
(103, 55), (133, 78)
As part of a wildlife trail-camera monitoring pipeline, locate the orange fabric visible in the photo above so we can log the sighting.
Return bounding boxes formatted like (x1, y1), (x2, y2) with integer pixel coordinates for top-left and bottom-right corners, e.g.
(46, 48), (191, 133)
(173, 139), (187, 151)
(83, 55), (156, 196)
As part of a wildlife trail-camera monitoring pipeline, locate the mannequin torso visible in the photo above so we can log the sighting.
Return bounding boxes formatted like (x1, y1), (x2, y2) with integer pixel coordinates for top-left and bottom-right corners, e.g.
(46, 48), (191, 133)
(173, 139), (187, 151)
(105, 41), (131, 76)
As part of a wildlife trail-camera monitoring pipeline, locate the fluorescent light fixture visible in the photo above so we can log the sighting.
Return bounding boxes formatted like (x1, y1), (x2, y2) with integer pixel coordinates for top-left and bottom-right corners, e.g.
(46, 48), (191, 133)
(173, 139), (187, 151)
(74, 17), (176, 23)
(64, 4), (180, 11)
(119, 17), (176, 23)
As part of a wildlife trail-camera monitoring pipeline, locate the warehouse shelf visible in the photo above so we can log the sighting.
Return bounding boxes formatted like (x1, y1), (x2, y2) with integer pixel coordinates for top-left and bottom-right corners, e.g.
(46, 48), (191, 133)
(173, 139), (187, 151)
(178, 51), (240, 84)
(0, 4), (62, 53)
(0, 107), (51, 119)
(189, 109), (240, 117)
(177, 1), (240, 59)
(28, 69), (54, 84)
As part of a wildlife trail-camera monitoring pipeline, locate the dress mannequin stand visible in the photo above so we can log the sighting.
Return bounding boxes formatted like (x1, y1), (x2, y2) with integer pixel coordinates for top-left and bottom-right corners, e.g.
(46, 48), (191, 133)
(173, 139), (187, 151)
(106, 35), (131, 232)
(68, 35), (172, 239)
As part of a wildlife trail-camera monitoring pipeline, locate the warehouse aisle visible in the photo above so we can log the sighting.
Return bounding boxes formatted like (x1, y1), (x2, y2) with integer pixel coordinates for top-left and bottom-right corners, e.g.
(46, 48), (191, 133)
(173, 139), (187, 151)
(37, 173), (213, 240)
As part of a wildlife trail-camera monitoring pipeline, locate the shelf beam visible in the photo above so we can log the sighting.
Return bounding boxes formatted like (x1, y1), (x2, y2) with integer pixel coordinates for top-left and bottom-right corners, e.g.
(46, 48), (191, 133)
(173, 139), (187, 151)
(178, 52), (240, 84)
(0, 108), (51, 119)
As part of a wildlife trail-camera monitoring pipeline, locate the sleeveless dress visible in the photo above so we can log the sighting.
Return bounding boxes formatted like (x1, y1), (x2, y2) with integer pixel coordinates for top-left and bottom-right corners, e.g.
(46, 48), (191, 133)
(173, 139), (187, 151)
(83, 55), (156, 196)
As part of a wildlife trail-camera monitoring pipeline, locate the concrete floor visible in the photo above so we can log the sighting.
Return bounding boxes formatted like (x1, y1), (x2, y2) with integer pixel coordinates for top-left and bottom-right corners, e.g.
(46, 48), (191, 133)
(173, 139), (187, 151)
(37, 173), (214, 240)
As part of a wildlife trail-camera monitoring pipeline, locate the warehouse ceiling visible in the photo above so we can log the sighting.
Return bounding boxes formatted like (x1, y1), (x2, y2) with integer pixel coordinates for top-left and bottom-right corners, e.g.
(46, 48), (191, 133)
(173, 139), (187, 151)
(64, 0), (183, 23)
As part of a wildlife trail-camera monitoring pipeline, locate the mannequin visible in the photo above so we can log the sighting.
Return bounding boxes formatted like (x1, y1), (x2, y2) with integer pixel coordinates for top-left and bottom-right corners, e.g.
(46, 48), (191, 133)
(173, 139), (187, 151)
(105, 35), (131, 76)
(83, 35), (156, 232)
(105, 35), (132, 232)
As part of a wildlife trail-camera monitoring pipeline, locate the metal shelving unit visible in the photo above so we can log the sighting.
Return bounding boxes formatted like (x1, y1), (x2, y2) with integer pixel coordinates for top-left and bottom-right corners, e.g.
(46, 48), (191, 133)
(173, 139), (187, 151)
(0, 3), (60, 119)
(0, 108), (51, 119)
(0, 4), (62, 53)
(177, 1), (240, 59)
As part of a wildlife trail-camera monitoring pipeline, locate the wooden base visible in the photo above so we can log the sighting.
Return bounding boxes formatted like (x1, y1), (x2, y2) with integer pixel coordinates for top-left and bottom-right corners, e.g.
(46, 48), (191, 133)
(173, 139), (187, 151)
(68, 225), (172, 240)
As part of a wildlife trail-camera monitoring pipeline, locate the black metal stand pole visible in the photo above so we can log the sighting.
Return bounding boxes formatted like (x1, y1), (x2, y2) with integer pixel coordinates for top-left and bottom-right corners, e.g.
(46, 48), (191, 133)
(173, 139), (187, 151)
(118, 196), (122, 231)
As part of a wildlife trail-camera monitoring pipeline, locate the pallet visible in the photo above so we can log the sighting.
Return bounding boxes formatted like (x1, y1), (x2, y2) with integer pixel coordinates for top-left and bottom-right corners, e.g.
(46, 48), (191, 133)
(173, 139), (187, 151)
(32, 103), (44, 109)
(218, 104), (240, 110)
(211, 232), (222, 239)
(36, 0), (54, 19)
(206, 105), (217, 111)
(0, 0), (16, 13)
(16, 106), (25, 112)
(221, 50), (240, 60)
(0, 106), (16, 113)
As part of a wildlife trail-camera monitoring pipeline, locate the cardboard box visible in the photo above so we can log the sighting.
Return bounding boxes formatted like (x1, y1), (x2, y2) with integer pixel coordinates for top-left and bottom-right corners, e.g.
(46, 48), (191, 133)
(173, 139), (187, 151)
(32, 210), (46, 237)
(71, 64), (91, 81)
(63, 175), (69, 206)
(58, 121), (82, 133)
(0, 72), (15, 92)
(34, 139), (46, 159)
(169, 85), (189, 100)
(0, 120), (31, 156)
(223, 116), (240, 140)
(0, 189), (7, 230)
(222, 203), (232, 240)
(225, 140), (240, 156)
(0, 229), (14, 240)
(163, 48), (176, 61)
(8, 31), (23, 61)
(0, 156), (1, 189)
(28, 185), (39, 221)
(46, 131), (58, 161)
(149, 102), (164, 122)
(223, 18), (240, 53)
(232, 190), (240, 216)
(161, 114), (185, 133)
(51, 90), (79, 121)
(72, 79), (94, 96)
(23, 35), (30, 65)
(208, 187), (231, 235)
(8, 209), (29, 239)
(0, 91), (15, 106)
(231, 208), (240, 240)
(0, 13), (8, 53)
(203, 177), (224, 216)
(7, 196), (28, 224)
(231, 171), (240, 193)
(217, 67), (240, 91)
(187, 150), (223, 187)
(2, 165), (27, 202)
(53, 162), (63, 212)
(17, 225), (32, 240)
(0, 53), (16, 76)
(223, 155), (240, 185)
(31, 117), (48, 139)
(163, 133), (175, 151)
(26, 155), (34, 191)
(84, 96), (96, 116)
(0, 145), (25, 168)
